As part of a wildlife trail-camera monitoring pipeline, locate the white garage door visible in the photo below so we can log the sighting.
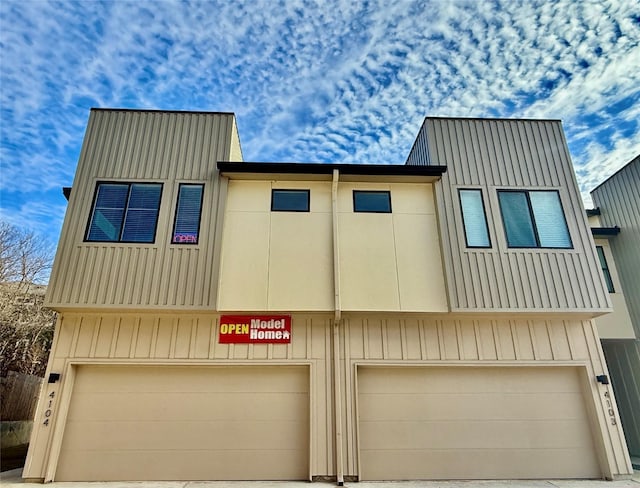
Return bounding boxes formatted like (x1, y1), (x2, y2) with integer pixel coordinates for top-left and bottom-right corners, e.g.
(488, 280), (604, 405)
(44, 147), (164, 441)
(358, 366), (601, 480)
(56, 365), (309, 481)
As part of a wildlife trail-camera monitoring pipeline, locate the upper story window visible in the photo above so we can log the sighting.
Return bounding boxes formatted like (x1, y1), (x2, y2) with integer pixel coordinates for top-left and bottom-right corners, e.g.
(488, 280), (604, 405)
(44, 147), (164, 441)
(596, 246), (615, 293)
(459, 189), (491, 248)
(497, 190), (571, 249)
(172, 184), (204, 244)
(271, 189), (310, 212)
(353, 190), (391, 213)
(86, 182), (162, 243)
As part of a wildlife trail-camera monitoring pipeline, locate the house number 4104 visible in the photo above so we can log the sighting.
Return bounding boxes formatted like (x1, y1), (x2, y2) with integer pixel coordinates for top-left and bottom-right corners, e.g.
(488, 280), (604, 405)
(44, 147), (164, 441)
(43, 391), (55, 426)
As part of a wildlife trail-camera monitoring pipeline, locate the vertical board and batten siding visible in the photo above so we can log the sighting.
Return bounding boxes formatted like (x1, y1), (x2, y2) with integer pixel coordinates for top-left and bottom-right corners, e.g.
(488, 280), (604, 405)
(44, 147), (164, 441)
(25, 312), (632, 480)
(592, 155), (640, 457)
(46, 110), (241, 310)
(592, 155), (640, 334)
(27, 313), (335, 480)
(406, 117), (610, 313)
(601, 339), (640, 457)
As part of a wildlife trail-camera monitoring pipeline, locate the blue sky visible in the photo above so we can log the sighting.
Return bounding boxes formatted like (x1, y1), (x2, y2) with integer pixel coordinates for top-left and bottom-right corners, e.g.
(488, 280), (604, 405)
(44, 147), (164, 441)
(1, 0), (639, 251)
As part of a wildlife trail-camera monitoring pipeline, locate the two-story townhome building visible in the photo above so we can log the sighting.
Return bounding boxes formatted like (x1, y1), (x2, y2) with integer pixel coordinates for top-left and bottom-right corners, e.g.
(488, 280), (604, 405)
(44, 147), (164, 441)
(23, 110), (633, 483)
(589, 155), (640, 464)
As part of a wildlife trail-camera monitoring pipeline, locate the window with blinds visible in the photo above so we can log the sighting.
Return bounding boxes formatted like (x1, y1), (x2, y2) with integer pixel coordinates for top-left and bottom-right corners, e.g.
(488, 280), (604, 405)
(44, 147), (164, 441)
(86, 182), (162, 243)
(459, 189), (491, 248)
(497, 190), (572, 249)
(172, 184), (204, 244)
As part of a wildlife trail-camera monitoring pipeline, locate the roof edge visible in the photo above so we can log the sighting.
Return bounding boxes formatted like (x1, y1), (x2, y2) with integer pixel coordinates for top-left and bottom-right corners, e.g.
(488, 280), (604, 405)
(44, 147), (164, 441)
(423, 116), (562, 123)
(590, 154), (640, 195)
(90, 108), (236, 116)
(217, 161), (447, 177)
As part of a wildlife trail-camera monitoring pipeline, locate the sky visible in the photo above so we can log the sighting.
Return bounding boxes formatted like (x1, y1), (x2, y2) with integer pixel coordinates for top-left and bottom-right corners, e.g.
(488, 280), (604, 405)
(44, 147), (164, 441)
(1, 0), (639, 251)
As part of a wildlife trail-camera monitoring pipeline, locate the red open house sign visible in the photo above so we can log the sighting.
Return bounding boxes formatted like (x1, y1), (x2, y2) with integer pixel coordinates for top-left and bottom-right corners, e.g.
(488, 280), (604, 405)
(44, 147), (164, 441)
(219, 315), (291, 344)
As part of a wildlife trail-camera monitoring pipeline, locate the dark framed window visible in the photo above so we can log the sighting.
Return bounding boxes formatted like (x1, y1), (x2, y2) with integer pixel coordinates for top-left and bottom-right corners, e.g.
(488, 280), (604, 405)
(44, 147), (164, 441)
(353, 190), (391, 213)
(596, 246), (615, 293)
(271, 189), (310, 212)
(86, 182), (162, 243)
(172, 184), (204, 244)
(497, 190), (572, 249)
(459, 189), (491, 248)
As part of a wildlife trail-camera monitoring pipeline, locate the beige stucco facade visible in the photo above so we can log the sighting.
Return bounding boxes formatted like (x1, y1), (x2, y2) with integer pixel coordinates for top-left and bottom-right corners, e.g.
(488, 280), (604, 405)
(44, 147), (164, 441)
(218, 179), (447, 313)
(24, 111), (634, 482)
(592, 238), (635, 340)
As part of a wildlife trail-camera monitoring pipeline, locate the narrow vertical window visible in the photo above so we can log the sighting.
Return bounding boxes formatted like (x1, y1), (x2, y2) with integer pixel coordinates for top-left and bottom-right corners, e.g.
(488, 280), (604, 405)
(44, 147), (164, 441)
(596, 246), (615, 293)
(459, 189), (491, 248)
(172, 184), (204, 244)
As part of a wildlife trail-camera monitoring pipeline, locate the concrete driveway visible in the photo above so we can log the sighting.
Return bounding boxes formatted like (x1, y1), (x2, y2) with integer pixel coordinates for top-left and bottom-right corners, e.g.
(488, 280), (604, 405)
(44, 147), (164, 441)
(2, 469), (639, 488)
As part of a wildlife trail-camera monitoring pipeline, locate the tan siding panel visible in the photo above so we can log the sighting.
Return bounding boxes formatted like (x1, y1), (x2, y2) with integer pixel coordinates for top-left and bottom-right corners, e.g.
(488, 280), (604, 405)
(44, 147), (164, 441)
(592, 155), (640, 333)
(601, 339), (640, 457)
(46, 110), (237, 310)
(114, 317), (135, 358)
(405, 118), (611, 313)
(74, 317), (97, 358)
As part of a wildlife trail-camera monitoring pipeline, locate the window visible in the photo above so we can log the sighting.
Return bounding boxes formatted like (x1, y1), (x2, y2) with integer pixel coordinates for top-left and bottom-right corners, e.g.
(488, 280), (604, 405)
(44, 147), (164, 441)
(459, 189), (491, 248)
(271, 189), (310, 212)
(497, 190), (571, 248)
(172, 184), (204, 244)
(596, 246), (615, 293)
(86, 182), (162, 243)
(353, 190), (391, 213)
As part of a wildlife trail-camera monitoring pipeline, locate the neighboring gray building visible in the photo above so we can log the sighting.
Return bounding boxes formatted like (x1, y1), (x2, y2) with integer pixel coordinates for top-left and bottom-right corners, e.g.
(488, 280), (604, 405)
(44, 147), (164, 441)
(591, 154), (640, 460)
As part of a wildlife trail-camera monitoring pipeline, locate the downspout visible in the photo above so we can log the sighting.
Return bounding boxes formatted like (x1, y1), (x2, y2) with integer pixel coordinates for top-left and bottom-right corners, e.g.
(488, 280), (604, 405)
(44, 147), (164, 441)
(331, 169), (344, 486)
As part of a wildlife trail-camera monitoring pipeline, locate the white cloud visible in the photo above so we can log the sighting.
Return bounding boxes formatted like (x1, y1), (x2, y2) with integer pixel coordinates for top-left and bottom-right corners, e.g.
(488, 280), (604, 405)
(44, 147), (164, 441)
(0, 0), (638, 243)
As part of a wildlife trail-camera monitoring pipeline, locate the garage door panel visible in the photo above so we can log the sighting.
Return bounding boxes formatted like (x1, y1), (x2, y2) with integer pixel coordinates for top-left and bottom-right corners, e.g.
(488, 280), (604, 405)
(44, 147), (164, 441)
(359, 392), (585, 421)
(358, 367), (582, 394)
(73, 366), (307, 393)
(360, 419), (595, 450)
(56, 365), (309, 481)
(67, 391), (308, 421)
(57, 447), (309, 481)
(358, 367), (600, 480)
(61, 418), (308, 451)
(361, 448), (601, 480)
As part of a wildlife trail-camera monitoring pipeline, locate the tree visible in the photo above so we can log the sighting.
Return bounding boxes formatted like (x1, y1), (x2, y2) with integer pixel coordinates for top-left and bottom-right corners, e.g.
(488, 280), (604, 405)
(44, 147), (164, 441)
(0, 221), (56, 377)
(0, 221), (52, 289)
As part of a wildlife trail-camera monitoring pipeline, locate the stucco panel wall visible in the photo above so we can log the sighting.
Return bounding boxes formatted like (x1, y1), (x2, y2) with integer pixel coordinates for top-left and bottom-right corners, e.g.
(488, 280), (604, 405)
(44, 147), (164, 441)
(593, 239), (635, 339)
(218, 180), (334, 311)
(337, 183), (447, 312)
(219, 180), (447, 313)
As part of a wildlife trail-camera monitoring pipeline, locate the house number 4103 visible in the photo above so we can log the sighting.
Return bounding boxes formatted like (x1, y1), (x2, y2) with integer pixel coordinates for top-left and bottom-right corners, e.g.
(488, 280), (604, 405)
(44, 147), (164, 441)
(43, 391), (55, 426)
